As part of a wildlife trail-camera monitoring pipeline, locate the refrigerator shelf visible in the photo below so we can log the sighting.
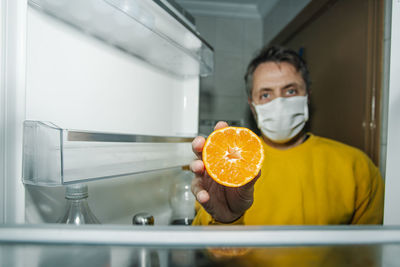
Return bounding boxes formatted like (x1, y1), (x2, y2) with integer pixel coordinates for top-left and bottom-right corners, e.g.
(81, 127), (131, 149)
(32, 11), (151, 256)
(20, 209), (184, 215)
(28, 0), (214, 77)
(22, 120), (195, 186)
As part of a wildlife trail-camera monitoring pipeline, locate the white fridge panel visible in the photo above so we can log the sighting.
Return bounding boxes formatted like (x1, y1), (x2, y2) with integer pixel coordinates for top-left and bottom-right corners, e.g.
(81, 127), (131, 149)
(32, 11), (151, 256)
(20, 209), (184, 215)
(26, 7), (199, 137)
(384, 0), (400, 225)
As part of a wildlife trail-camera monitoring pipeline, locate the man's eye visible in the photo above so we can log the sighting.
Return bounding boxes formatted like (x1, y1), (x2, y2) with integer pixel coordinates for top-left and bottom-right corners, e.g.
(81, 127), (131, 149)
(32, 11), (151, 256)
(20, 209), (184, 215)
(261, 93), (270, 99)
(286, 89), (297, 96)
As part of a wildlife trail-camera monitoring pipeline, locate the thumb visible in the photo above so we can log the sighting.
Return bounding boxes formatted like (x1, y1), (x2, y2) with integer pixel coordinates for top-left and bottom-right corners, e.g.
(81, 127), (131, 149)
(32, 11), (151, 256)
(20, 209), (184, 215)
(236, 171), (260, 200)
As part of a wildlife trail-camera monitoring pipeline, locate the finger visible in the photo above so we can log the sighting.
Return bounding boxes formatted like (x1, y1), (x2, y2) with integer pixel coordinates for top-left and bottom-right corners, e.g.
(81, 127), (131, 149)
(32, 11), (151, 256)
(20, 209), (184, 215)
(192, 122), (227, 159)
(214, 121), (229, 131)
(191, 175), (210, 203)
(192, 136), (205, 159)
(190, 159), (205, 175)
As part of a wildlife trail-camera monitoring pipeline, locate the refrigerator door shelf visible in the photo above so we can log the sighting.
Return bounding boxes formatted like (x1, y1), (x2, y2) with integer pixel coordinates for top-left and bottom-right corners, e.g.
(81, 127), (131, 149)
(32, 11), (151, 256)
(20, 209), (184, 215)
(28, 0), (214, 78)
(22, 120), (195, 186)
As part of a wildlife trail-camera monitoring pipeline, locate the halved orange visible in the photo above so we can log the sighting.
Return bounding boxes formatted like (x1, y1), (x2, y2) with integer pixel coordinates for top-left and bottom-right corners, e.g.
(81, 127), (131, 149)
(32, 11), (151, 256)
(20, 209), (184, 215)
(207, 247), (251, 259)
(202, 127), (264, 187)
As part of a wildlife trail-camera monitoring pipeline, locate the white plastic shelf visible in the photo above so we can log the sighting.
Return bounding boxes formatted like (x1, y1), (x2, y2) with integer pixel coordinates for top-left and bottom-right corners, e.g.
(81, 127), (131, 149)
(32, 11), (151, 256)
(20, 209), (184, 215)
(22, 121), (195, 186)
(28, 0), (214, 77)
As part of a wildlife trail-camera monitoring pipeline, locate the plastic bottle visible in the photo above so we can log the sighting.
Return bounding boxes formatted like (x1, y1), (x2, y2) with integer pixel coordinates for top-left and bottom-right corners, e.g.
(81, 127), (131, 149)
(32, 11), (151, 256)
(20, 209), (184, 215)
(57, 183), (100, 224)
(169, 167), (196, 225)
(168, 167), (196, 267)
(39, 184), (109, 267)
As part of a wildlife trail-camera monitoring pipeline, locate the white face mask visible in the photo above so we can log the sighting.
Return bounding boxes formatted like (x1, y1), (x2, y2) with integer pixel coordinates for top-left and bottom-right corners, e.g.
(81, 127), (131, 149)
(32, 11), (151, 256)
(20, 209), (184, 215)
(252, 96), (309, 143)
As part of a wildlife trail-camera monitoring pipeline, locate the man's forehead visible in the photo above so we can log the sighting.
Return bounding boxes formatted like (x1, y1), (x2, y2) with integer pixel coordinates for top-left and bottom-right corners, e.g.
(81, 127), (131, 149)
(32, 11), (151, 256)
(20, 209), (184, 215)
(253, 62), (303, 86)
(254, 61), (298, 76)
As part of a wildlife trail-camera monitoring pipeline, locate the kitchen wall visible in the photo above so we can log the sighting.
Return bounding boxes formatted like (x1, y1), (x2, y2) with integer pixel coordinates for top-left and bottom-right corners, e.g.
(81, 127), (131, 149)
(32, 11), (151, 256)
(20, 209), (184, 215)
(263, 0), (310, 45)
(194, 15), (263, 134)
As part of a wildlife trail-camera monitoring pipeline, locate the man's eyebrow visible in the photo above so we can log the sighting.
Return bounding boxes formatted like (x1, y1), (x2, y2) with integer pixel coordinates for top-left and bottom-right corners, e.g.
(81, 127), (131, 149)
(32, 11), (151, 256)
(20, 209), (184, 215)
(259, 88), (274, 92)
(282, 83), (298, 89)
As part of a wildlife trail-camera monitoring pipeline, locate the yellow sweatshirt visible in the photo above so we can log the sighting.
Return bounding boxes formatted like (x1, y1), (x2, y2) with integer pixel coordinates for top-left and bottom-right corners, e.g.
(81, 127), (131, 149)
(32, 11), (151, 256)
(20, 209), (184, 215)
(193, 134), (384, 226)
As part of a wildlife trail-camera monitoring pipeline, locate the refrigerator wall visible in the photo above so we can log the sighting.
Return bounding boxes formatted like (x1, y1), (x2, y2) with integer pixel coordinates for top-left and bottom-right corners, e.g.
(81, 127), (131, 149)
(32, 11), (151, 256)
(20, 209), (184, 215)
(1, 0), (27, 224)
(26, 5), (199, 137)
(1, 0), (212, 224)
(384, 0), (400, 225)
(25, 167), (185, 225)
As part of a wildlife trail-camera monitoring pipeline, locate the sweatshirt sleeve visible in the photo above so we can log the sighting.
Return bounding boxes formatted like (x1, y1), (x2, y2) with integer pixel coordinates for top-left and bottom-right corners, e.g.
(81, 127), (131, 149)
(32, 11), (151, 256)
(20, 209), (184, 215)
(351, 158), (384, 224)
(192, 205), (245, 226)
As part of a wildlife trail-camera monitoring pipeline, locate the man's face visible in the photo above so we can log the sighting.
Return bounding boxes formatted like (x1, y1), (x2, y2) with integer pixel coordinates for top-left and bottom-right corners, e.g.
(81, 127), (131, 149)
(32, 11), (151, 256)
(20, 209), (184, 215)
(250, 61), (307, 105)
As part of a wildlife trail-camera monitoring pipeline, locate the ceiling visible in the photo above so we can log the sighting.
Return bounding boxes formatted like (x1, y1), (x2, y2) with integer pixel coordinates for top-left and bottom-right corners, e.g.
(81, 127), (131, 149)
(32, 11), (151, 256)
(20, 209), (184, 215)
(175, 0), (280, 19)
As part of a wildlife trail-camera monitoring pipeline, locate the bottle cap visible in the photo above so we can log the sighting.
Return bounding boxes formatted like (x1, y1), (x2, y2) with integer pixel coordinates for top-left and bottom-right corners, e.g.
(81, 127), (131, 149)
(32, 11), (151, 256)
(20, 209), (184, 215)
(132, 212), (154, 225)
(181, 165), (190, 171)
(65, 184), (89, 199)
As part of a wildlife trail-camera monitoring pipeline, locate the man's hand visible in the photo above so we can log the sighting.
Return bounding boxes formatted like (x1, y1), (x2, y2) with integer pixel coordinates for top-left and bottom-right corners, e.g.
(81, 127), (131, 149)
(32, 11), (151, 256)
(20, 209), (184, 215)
(190, 121), (260, 223)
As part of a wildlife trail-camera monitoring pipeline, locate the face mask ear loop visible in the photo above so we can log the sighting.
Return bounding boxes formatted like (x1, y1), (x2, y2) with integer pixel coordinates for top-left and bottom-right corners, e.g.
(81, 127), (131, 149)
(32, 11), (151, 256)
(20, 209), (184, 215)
(304, 95), (309, 122)
(252, 102), (260, 128)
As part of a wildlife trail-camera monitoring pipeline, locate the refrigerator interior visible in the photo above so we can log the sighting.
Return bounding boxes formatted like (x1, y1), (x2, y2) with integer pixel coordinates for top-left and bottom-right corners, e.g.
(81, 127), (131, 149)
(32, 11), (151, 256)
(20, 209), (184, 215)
(1, 1), (400, 267)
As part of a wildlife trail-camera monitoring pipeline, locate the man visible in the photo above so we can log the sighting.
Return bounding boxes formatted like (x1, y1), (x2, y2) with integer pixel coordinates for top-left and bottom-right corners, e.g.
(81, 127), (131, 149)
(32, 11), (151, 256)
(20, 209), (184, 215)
(190, 46), (384, 226)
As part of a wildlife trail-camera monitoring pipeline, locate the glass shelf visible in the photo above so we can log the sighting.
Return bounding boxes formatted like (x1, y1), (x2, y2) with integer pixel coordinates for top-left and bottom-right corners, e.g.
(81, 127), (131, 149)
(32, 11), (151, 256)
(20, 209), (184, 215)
(22, 121), (195, 186)
(2, 224), (400, 267)
(28, 0), (214, 77)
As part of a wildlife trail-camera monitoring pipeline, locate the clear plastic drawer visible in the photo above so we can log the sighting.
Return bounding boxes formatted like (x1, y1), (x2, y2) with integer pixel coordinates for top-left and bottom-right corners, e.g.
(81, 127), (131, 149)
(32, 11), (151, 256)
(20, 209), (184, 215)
(22, 120), (195, 186)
